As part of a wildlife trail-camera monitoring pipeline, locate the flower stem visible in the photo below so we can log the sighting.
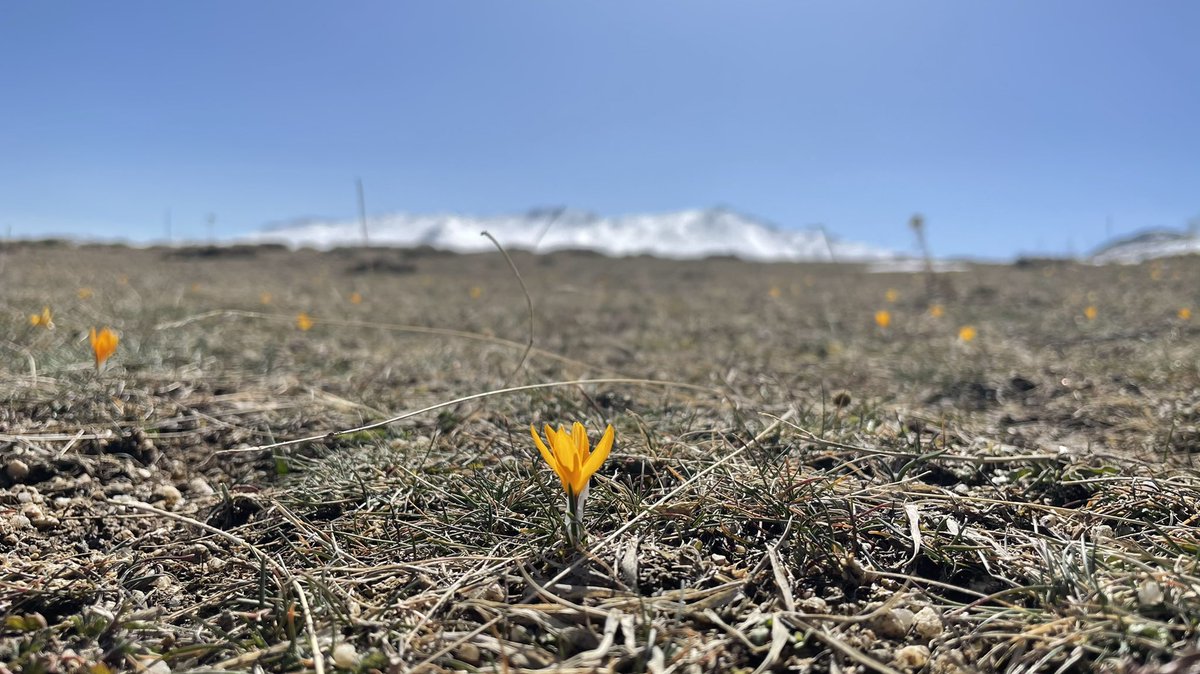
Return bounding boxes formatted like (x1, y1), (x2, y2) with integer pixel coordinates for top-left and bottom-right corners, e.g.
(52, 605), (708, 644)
(565, 489), (587, 549)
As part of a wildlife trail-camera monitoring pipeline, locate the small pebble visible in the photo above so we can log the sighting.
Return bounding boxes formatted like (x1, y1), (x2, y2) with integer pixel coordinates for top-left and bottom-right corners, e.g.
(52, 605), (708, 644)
(913, 606), (943, 639)
(6, 459), (30, 482)
(873, 608), (915, 639)
(893, 644), (930, 670)
(479, 582), (504, 602)
(454, 642), (481, 666)
(331, 642), (359, 669)
(31, 515), (59, 530)
(156, 484), (183, 507)
(1138, 580), (1164, 606)
(797, 596), (828, 613)
(188, 477), (215, 496)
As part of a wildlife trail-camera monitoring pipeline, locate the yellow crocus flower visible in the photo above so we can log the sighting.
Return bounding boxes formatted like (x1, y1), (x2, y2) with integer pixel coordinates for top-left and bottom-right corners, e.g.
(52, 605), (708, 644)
(90, 327), (119, 370)
(531, 422), (614, 498)
(30, 306), (53, 329)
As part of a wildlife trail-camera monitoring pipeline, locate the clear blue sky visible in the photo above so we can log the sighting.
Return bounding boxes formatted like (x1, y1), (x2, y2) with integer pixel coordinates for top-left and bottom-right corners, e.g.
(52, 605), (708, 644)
(1, 1), (1197, 258)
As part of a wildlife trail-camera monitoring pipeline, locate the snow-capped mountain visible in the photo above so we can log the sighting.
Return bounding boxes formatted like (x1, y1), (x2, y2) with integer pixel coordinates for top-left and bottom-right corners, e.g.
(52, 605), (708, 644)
(242, 207), (895, 262)
(1090, 229), (1200, 264)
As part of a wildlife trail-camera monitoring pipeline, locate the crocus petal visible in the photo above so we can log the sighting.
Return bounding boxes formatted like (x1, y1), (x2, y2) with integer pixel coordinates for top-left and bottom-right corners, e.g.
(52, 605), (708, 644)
(550, 425), (578, 476)
(580, 424), (614, 485)
(572, 421), (588, 460)
(530, 424), (560, 477)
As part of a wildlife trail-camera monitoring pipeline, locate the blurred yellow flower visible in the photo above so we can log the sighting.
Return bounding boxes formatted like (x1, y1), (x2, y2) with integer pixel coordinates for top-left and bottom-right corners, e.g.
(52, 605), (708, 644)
(1179, 308), (1192, 320)
(1084, 306), (1098, 321)
(296, 312), (314, 331)
(78, 287), (94, 300)
(260, 291), (273, 305)
(89, 327), (118, 370)
(29, 306), (53, 329)
(929, 304), (944, 318)
(349, 291), (363, 305)
(768, 286), (781, 298)
(875, 310), (891, 328)
(469, 286), (483, 299)
(885, 288), (899, 303)
(958, 325), (977, 342)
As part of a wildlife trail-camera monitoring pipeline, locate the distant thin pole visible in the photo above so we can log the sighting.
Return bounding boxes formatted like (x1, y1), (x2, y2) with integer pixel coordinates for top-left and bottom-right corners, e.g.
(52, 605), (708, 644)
(206, 213), (216, 245)
(910, 213), (942, 297)
(910, 214), (932, 276)
(356, 177), (369, 246)
(532, 206), (566, 251)
(815, 224), (837, 263)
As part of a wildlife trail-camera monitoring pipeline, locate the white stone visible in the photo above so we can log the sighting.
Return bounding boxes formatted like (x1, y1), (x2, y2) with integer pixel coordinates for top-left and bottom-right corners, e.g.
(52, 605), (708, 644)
(188, 478), (215, 497)
(156, 485), (183, 507)
(913, 606), (943, 639)
(1138, 580), (1164, 606)
(893, 645), (930, 670)
(6, 459), (30, 481)
(331, 643), (359, 669)
(873, 608), (915, 638)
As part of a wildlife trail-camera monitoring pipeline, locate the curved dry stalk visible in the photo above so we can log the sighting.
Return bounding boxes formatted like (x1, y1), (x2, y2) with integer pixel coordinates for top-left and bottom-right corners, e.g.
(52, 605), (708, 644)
(480, 230), (534, 385)
(219, 377), (723, 455)
(153, 309), (621, 376)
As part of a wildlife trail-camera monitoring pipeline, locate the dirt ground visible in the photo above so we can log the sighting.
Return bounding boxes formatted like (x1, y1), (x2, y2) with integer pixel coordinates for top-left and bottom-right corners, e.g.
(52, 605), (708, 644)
(2, 242), (1199, 673)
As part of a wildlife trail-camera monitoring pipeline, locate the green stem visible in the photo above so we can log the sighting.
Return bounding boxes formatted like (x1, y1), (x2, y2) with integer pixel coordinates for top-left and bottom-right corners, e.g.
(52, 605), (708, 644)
(565, 489), (587, 549)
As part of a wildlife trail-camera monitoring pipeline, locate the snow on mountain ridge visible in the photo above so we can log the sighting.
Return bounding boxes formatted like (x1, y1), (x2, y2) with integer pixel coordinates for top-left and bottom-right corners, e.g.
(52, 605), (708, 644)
(1090, 228), (1200, 264)
(243, 207), (895, 262)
